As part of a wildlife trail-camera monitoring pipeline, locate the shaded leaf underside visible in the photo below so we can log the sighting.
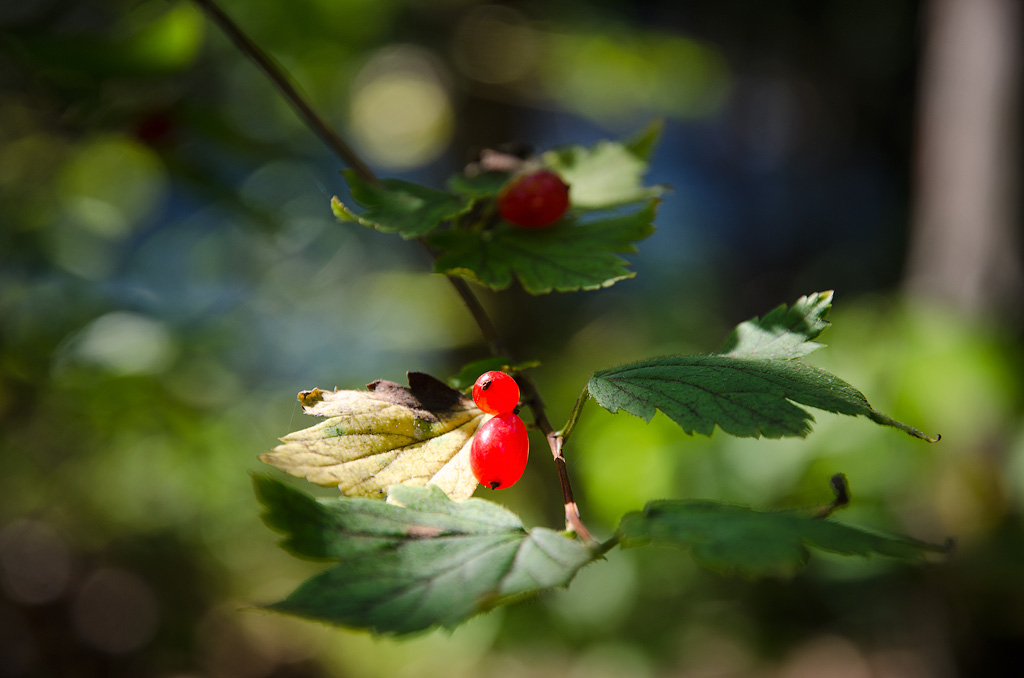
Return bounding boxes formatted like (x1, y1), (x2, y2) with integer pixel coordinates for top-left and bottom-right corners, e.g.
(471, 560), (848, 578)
(618, 498), (950, 577)
(255, 476), (598, 635)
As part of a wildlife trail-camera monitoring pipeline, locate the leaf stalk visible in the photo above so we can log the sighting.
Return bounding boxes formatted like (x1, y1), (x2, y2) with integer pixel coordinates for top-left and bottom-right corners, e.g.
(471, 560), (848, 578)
(558, 385), (590, 445)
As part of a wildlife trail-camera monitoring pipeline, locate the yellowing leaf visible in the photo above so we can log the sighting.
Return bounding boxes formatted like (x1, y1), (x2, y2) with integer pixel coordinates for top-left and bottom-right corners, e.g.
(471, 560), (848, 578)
(261, 372), (485, 501)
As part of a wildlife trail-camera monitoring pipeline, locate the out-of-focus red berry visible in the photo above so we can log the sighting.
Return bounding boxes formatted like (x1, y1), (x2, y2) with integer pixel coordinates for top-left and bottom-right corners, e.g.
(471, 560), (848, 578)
(497, 169), (570, 229)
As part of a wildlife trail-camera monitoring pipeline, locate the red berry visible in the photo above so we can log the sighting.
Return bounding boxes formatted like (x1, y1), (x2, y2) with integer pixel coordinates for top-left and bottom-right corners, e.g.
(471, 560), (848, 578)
(470, 412), (529, 489)
(497, 169), (570, 229)
(472, 371), (520, 415)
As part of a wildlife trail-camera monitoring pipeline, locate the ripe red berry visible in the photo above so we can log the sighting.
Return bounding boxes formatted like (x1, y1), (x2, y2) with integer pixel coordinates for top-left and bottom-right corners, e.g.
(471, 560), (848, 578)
(472, 371), (520, 415)
(470, 412), (529, 489)
(497, 169), (570, 229)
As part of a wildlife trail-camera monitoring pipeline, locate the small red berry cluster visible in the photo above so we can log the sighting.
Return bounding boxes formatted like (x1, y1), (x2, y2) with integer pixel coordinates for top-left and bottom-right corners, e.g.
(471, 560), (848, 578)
(470, 371), (529, 489)
(497, 169), (570, 229)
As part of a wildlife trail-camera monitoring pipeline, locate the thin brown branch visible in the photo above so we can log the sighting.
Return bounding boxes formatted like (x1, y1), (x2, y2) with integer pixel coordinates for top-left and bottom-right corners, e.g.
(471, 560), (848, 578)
(440, 273), (507, 358)
(547, 432), (594, 543)
(190, 0), (379, 185)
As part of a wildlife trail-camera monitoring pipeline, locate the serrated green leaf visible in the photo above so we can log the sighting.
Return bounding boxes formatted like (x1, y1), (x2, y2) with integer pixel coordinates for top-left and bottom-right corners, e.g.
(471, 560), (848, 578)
(430, 200), (657, 294)
(333, 170), (470, 239)
(588, 292), (938, 441)
(623, 119), (664, 161)
(448, 357), (540, 391)
(617, 498), (948, 577)
(254, 476), (598, 635)
(588, 355), (937, 441)
(543, 141), (664, 209)
(720, 291), (833, 359)
(261, 372), (486, 501)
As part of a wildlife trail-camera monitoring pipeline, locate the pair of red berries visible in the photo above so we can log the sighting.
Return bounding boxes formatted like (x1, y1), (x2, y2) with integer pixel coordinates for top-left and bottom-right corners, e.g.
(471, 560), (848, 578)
(496, 169), (570, 229)
(470, 371), (528, 489)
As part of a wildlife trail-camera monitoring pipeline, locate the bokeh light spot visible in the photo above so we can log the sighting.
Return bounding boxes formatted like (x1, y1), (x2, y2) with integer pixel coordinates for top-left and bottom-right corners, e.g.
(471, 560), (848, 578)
(778, 634), (872, 678)
(0, 520), (73, 606)
(567, 643), (654, 678)
(542, 29), (730, 122)
(63, 312), (176, 376)
(452, 5), (540, 84)
(56, 135), (168, 239)
(71, 568), (159, 654)
(122, 2), (205, 72)
(349, 46), (453, 169)
(0, 132), (67, 192)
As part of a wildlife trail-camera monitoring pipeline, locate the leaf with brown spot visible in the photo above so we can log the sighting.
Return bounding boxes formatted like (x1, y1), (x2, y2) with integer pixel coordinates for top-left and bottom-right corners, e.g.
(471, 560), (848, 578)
(261, 372), (485, 500)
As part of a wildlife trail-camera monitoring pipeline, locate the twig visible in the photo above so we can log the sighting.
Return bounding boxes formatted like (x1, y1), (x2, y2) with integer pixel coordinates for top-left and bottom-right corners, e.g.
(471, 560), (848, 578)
(813, 473), (851, 518)
(559, 386), (590, 446)
(441, 274), (507, 358)
(547, 431), (594, 542)
(190, 0), (378, 185)
(195, 0), (594, 541)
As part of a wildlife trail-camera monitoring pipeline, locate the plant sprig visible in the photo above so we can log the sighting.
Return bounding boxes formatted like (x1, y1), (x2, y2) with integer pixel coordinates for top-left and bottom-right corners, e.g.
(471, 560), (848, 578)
(199, 0), (949, 638)
(190, 0), (597, 537)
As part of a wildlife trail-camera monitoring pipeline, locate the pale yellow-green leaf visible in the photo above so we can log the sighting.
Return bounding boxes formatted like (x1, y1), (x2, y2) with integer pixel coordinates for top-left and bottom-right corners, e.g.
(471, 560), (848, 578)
(261, 373), (485, 501)
(542, 141), (662, 208)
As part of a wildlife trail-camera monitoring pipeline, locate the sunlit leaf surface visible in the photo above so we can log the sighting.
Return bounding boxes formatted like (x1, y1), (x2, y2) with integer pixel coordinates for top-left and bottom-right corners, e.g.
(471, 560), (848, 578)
(589, 292), (938, 441)
(261, 372), (485, 501)
(543, 140), (665, 208)
(720, 290), (834, 360)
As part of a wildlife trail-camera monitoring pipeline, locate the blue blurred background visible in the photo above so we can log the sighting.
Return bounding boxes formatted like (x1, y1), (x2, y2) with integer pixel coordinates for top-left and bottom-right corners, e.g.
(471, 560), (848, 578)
(1, 0), (1022, 676)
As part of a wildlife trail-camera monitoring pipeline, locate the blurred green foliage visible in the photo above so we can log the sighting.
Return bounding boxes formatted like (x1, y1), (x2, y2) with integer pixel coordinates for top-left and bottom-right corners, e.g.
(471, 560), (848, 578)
(1, 0), (1022, 677)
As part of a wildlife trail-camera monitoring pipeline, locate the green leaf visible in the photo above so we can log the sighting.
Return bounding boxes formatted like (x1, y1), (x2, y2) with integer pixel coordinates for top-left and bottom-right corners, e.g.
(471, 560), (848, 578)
(589, 355), (936, 440)
(448, 357), (540, 391)
(623, 119), (664, 161)
(543, 141), (665, 209)
(720, 291), (833, 359)
(588, 292), (938, 441)
(447, 171), (509, 198)
(261, 372), (486, 501)
(254, 475), (599, 635)
(332, 170), (470, 239)
(617, 497), (949, 577)
(430, 200), (658, 294)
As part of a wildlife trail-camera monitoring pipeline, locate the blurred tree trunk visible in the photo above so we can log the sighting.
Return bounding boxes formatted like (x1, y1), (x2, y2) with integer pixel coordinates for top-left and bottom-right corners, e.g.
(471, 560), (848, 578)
(905, 0), (1022, 319)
